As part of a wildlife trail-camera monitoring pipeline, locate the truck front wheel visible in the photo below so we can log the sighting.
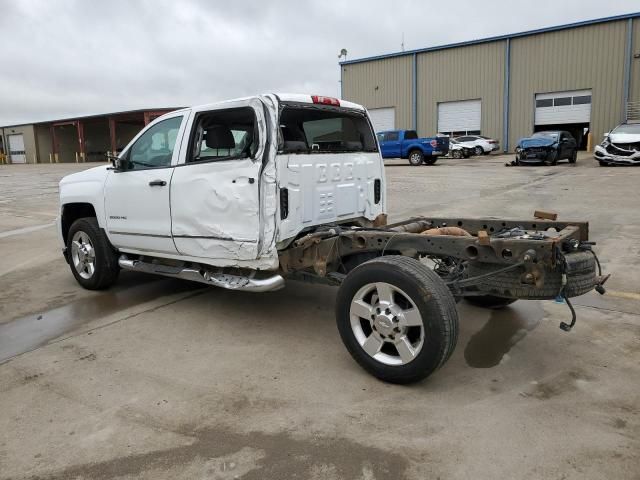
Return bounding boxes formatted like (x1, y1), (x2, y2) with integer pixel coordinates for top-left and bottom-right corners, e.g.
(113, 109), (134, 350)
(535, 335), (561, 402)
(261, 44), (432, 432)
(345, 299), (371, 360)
(335, 256), (458, 384)
(408, 150), (424, 166)
(67, 217), (120, 290)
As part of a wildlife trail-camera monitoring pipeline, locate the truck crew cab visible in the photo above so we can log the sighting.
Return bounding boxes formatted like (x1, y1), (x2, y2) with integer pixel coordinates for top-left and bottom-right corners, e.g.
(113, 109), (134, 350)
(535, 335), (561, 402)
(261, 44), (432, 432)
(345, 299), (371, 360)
(58, 94), (606, 384)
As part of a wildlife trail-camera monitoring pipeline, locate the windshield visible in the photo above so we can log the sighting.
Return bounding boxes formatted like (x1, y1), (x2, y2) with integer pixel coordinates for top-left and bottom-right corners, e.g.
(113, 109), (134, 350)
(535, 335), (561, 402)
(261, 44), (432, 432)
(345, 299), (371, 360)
(532, 131), (559, 140)
(612, 124), (640, 135)
(279, 105), (378, 153)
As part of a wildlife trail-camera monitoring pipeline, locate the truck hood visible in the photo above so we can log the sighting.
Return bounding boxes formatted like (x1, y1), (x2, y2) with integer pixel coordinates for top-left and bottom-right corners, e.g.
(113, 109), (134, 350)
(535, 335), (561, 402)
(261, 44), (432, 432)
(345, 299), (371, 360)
(608, 132), (640, 144)
(59, 164), (110, 187)
(519, 137), (557, 149)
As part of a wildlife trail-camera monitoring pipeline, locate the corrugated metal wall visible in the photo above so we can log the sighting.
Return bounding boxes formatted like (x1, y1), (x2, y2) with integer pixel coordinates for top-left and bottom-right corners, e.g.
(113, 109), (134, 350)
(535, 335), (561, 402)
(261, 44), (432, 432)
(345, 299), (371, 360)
(341, 17), (634, 151)
(509, 20), (627, 148)
(417, 41), (505, 139)
(0, 125), (37, 164)
(341, 56), (413, 130)
(629, 18), (640, 104)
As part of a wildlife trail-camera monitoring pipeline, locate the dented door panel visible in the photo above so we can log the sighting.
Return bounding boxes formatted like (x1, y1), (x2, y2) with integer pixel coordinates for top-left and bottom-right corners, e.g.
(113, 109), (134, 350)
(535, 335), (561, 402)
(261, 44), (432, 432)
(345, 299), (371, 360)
(170, 159), (262, 260)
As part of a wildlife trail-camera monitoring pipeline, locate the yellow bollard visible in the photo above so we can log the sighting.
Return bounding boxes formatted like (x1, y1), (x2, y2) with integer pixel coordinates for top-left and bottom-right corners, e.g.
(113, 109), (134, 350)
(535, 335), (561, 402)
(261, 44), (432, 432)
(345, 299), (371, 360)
(586, 132), (593, 152)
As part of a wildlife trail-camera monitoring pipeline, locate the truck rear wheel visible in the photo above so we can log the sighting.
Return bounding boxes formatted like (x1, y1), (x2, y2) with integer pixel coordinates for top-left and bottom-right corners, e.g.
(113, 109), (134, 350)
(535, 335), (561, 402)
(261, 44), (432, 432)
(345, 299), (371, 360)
(336, 256), (458, 384)
(67, 217), (119, 290)
(408, 150), (424, 166)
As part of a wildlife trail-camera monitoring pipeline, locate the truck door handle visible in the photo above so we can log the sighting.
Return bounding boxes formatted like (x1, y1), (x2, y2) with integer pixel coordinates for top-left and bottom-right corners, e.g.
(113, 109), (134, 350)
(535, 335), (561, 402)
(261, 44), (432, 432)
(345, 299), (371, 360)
(148, 180), (167, 187)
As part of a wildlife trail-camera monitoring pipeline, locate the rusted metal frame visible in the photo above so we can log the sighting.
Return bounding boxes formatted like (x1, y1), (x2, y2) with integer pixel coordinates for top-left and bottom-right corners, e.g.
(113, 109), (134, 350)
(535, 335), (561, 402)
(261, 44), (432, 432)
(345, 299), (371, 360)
(403, 216), (589, 241)
(278, 226), (583, 279)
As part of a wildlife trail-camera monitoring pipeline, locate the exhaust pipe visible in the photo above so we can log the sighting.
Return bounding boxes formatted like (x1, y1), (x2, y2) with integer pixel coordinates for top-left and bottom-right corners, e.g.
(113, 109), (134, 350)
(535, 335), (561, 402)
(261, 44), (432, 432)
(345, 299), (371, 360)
(118, 256), (285, 292)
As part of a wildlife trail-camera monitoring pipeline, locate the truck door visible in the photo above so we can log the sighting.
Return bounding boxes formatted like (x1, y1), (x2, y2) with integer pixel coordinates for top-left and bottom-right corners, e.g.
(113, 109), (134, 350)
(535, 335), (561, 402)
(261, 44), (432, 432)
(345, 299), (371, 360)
(169, 99), (266, 261)
(382, 131), (402, 158)
(104, 113), (186, 254)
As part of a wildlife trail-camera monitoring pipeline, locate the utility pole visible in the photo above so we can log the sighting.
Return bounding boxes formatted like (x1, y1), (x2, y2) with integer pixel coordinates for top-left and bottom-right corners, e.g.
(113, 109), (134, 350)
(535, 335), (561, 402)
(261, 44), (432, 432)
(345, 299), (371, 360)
(338, 48), (348, 98)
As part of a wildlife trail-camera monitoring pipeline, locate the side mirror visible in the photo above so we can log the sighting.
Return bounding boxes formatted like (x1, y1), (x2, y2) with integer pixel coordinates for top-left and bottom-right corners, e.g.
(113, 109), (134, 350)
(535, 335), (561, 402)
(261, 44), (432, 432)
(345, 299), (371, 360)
(107, 153), (129, 171)
(115, 157), (130, 171)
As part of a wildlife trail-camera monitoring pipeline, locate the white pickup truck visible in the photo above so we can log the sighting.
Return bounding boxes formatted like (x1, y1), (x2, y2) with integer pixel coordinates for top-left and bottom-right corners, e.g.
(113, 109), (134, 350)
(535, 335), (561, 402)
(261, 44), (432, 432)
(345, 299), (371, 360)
(58, 93), (606, 384)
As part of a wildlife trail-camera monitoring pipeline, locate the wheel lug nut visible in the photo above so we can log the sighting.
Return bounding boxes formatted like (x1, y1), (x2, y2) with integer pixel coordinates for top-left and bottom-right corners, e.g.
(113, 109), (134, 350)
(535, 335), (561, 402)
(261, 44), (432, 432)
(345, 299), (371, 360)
(376, 308), (381, 314)
(392, 316), (398, 322)
(389, 334), (395, 340)
(385, 308), (391, 314)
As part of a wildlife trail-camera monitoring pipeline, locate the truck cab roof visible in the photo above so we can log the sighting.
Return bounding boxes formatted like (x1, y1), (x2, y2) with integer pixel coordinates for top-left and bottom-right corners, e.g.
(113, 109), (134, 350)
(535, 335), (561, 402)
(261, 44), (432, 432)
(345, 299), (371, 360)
(155, 94), (366, 123)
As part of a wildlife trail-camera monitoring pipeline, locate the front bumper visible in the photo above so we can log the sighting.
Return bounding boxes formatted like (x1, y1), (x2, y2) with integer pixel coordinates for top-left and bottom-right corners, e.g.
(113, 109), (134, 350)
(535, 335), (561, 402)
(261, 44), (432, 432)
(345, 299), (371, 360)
(517, 148), (553, 164)
(594, 145), (640, 165)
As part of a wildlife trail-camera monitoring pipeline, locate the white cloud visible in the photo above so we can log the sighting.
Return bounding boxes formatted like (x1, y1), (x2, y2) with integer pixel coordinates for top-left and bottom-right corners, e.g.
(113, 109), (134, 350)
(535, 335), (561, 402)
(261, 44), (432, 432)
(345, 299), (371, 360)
(0, 0), (637, 124)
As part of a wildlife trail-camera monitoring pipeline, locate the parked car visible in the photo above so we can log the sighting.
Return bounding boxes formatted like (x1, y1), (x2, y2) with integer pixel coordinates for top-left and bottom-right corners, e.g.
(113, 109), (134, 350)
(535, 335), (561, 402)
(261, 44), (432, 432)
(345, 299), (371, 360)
(594, 123), (640, 166)
(515, 131), (578, 165)
(377, 129), (449, 166)
(452, 135), (500, 156)
(56, 93), (604, 384)
(448, 139), (474, 158)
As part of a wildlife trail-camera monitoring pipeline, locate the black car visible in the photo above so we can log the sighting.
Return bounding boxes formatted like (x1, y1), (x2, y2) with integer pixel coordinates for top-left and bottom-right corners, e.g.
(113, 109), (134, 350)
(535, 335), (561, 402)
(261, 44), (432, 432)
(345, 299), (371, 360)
(515, 131), (578, 165)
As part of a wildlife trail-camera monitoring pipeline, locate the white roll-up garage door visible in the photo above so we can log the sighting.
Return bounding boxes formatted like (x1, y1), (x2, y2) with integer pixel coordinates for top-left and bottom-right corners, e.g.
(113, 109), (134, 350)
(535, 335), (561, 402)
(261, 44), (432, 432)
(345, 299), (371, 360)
(535, 90), (592, 125)
(8, 134), (27, 164)
(367, 107), (395, 133)
(437, 99), (481, 134)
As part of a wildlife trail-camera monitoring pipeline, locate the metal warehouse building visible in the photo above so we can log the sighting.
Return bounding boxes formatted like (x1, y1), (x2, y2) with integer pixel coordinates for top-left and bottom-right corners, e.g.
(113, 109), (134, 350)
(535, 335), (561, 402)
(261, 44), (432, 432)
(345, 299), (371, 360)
(340, 12), (640, 152)
(0, 108), (177, 164)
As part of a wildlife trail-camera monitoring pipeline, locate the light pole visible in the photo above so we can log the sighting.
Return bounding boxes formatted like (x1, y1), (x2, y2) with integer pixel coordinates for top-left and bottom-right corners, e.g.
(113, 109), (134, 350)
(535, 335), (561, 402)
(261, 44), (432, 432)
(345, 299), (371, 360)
(338, 48), (348, 98)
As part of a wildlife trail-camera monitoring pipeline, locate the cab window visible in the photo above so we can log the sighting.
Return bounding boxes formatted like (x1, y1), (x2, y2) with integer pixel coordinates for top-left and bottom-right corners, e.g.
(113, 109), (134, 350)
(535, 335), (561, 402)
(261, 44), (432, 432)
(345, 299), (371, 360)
(189, 107), (257, 163)
(127, 116), (183, 170)
(384, 132), (399, 142)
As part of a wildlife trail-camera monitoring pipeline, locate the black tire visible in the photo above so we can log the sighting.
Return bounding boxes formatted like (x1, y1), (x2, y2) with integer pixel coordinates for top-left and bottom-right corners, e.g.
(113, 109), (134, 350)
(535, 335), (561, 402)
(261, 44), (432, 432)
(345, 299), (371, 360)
(569, 149), (577, 164)
(474, 146), (484, 156)
(423, 156), (437, 165)
(336, 255), (458, 384)
(598, 160), (609, 167)
(466, 251), (596, 300)
(466, 295), (517, 309)
(408, 150), (424, 166)
(67, 217), (119, 290)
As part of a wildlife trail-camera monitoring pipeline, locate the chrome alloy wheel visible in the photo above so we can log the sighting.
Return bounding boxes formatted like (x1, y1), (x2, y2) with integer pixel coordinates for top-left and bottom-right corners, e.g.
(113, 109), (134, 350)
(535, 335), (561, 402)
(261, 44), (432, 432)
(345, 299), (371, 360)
(349, 282), (425, 366)
(71, 231), (96, 279)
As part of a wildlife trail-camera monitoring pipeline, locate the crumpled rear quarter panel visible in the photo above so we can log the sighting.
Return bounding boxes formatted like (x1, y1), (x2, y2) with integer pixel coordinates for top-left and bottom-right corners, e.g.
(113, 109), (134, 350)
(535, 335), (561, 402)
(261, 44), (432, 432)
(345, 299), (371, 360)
(276, 152), (384, 242)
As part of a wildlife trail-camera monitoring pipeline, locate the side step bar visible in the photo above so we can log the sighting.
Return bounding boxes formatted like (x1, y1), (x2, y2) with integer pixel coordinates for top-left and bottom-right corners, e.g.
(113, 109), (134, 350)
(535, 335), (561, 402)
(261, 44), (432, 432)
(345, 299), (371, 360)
(118, 256), (285, 293)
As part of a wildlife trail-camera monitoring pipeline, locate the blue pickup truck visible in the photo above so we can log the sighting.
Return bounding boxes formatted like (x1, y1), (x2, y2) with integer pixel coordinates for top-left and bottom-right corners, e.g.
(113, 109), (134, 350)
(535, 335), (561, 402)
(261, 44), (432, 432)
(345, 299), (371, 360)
(377, 130), (450, 166)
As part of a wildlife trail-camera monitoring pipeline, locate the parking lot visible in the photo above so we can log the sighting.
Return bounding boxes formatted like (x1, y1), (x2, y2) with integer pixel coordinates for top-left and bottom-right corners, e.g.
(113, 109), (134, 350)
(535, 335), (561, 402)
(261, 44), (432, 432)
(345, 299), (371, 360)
(1, 153), (639, 479)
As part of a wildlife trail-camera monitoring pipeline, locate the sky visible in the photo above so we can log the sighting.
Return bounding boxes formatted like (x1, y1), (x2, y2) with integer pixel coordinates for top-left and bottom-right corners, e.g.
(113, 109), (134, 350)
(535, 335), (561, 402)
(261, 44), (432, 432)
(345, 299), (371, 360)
(0, 0), (638, 125)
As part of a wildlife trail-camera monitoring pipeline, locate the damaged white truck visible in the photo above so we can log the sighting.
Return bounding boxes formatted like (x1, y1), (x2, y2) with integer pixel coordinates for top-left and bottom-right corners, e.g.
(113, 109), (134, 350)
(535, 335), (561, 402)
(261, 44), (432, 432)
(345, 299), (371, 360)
(57, 94), (608, 384)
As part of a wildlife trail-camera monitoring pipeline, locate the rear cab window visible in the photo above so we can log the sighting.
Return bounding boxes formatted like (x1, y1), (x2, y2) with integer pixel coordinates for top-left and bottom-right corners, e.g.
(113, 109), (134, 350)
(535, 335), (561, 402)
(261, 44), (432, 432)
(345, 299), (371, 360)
(279, 103), (378, 154)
